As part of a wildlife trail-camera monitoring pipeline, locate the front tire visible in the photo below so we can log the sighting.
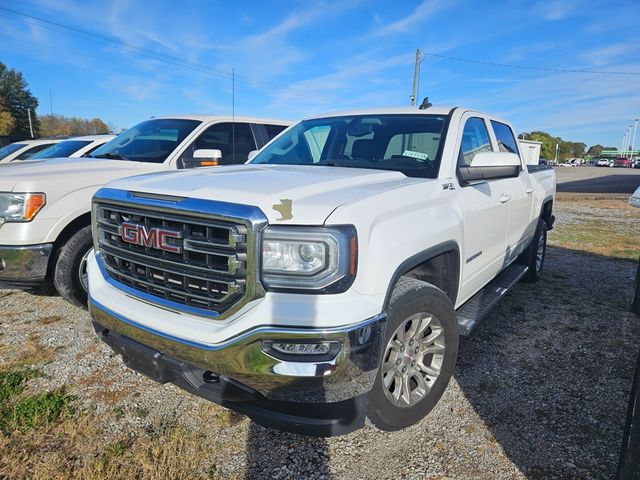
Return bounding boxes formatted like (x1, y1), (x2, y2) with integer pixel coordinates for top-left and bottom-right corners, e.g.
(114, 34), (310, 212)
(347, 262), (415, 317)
(53, 226), (93, 309)
(366, 277), (459, 431)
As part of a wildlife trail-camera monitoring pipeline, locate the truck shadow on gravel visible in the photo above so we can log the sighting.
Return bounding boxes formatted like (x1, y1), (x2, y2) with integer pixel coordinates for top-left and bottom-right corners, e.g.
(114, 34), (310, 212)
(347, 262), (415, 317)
(455, 245), (640, 479)
(245, 423), (331, 479)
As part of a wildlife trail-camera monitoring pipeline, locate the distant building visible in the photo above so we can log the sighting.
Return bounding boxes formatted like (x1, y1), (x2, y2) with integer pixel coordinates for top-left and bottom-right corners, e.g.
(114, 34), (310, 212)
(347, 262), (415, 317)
(518, 139), (542, 165)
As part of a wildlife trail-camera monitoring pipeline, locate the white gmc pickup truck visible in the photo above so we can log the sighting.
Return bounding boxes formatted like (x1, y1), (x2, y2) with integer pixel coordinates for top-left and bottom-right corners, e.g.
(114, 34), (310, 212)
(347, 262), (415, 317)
(87, 106), (556, 436)
(0, 115), (289, 307)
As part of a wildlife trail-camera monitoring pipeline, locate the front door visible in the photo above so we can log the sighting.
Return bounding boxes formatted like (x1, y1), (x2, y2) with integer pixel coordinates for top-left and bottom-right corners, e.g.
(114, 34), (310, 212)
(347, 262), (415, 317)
(455, 115), (511, 305)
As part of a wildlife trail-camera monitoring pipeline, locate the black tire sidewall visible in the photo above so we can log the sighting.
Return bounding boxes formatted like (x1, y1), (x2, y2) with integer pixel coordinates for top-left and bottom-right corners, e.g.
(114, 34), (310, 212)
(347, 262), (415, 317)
(53, 226), (93, 309)
(523, 218), (547, 282)
(366, 278), (459, 431)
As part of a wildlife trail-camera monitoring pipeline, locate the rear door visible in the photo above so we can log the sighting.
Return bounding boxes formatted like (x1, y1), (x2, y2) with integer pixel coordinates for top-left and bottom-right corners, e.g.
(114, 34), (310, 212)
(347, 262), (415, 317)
(489, 120), (535, 262)
(454, 114), (511, 303)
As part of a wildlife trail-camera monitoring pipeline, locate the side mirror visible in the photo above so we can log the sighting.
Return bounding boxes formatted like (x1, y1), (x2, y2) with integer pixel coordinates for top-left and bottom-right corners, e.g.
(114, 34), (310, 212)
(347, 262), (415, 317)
(459, 152), (521, 183)
(630, 186), (640, 208)
(182, 149), (222, 168)
(247, 150), (259, 162)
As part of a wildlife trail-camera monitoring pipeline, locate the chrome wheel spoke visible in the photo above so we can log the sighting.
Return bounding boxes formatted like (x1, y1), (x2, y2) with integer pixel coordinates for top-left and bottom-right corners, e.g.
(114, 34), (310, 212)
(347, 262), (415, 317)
(417, 361), (441, 380)
(422, 344), (446, 355)
(414, 315), (433, 338)
(400, 375), (411, 406)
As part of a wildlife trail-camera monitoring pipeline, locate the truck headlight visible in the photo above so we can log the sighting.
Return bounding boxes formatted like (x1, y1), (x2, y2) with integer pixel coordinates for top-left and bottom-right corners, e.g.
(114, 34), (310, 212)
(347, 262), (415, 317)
(0, 193), (46, 222)
(261, 226), (357, 292)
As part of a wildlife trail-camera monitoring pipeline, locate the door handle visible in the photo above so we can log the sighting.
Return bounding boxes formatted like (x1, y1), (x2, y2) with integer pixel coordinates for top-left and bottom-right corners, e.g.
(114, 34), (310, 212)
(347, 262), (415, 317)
(525, 188), (534, 195)
(499, 193), (512, 204)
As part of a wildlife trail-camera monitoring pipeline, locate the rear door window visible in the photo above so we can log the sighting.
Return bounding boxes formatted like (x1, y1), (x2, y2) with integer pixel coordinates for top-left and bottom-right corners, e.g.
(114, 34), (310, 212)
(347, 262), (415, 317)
(490, 120), (519, 155)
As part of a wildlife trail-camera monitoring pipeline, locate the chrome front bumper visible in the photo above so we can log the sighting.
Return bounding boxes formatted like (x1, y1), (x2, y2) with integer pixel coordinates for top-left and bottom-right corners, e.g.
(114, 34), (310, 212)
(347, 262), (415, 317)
(0, 244), (53, 284)
(89, 298), (386, 404)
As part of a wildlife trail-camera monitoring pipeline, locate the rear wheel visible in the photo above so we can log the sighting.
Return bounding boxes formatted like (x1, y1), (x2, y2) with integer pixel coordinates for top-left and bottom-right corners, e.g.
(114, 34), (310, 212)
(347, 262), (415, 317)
(53, 226), (93, 309)
(521, 218), (548, 283)
(366, 277), (458, 431)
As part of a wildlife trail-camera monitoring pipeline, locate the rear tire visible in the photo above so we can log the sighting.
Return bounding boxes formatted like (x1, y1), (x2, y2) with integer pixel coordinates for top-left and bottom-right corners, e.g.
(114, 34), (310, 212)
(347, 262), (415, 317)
(53, 226), (93, 309)
(366, 277), (458, 431)
(521, 218), (547, 283)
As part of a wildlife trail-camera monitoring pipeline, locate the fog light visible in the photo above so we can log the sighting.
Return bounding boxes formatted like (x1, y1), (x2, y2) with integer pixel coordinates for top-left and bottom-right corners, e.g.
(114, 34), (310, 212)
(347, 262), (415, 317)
(272, 342), (332, 355)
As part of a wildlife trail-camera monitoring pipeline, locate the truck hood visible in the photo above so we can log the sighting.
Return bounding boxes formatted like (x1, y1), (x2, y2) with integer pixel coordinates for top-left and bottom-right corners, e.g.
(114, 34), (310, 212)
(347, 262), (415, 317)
(107, 165), (424, 224)
(0, 157), (159, 193)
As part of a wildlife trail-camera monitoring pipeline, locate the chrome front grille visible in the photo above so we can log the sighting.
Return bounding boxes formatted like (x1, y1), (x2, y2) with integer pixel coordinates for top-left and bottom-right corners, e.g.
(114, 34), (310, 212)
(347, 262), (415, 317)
(93, 195), (264, 317)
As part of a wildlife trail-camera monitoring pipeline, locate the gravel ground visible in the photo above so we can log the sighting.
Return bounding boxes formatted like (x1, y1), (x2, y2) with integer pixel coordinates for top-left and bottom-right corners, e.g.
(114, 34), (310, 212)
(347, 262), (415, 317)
(1, 200), (639, 479)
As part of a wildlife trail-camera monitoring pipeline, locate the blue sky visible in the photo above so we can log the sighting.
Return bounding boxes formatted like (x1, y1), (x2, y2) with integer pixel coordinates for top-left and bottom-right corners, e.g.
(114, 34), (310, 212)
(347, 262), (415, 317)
(1, 0), (639, 148)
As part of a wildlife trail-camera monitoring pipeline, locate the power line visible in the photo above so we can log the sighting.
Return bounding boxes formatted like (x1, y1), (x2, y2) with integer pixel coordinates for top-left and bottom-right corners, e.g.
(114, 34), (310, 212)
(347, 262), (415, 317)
(0, 7), (323, 101)
(421, 51), (640, 76)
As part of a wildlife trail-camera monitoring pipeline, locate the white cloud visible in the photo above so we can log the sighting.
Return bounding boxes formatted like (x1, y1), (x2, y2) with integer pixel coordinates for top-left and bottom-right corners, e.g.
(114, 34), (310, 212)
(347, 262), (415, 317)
(530, 0), (585, 21)
(368, 0), (448, 37)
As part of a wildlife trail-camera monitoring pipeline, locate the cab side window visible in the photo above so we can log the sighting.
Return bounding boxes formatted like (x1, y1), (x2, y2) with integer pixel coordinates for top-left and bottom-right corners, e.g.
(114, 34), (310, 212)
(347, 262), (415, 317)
(490, 120), (519, 155)
(458, 117), (492, 167)
(15, 143), (54, 160)
(179, 122), (256, 168)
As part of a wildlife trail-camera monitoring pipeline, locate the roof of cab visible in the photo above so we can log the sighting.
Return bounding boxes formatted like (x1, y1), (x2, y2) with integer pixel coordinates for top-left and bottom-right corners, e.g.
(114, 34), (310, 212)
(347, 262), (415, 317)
(303, 106), (457, 120)
(61, 134), (116, 141)
(151, 115), (292, 125)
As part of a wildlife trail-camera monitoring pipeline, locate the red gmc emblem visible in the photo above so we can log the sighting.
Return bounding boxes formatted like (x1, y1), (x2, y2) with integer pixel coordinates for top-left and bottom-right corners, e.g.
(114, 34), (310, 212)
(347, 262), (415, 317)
(119, 222), (183, 253)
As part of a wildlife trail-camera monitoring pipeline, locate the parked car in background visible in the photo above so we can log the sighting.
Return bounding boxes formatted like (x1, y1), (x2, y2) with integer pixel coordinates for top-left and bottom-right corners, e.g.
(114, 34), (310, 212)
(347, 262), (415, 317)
(596, 158), (610, 167)
(0, 138), (63, 164)
(0, 115), (290, 308)
(633, 159), (640, 168)
(614, 157), (632, 168)
(28, 135), (116, 161)
(88, 105), (556, 436)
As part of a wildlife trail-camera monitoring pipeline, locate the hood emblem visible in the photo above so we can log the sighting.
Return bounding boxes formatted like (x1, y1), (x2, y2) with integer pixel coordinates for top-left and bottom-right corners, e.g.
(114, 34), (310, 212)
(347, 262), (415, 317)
(273, 199), (293, 221)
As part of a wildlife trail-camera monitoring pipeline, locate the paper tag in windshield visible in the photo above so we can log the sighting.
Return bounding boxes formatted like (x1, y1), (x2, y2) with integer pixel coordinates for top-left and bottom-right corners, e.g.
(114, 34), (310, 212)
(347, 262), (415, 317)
(403, 150), (429, 160)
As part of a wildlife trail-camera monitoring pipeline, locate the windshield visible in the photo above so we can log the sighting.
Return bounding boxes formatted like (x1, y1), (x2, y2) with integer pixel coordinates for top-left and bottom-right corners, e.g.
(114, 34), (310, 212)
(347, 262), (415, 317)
(0, 143), (26, 161)
(31, 140), (91, 159)
(89, 118), (201, 163)
(250, 114), (448, 178)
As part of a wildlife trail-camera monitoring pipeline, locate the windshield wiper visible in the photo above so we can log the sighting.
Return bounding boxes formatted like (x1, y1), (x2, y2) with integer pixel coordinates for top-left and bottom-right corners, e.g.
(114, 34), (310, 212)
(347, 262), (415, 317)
(91, 152), (130, 161)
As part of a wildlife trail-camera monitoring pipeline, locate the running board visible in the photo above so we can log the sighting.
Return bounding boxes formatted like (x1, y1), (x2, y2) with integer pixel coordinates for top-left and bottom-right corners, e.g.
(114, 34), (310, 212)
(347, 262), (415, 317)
(456, 264), (529, 335)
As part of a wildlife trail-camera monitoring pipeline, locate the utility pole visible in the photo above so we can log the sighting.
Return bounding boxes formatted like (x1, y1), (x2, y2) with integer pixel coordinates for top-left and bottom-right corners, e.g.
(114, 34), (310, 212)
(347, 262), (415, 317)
(554, 143), (559, 162)
(632, 119), (638, 159)
(27, 108), (34, 138)
(410, 48), (422, 106)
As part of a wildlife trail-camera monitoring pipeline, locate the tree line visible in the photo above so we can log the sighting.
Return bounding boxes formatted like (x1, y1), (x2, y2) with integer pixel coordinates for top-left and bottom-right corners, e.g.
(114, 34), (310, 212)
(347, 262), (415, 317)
(0, 61), (112, 138)
(520, 131), (619, 161)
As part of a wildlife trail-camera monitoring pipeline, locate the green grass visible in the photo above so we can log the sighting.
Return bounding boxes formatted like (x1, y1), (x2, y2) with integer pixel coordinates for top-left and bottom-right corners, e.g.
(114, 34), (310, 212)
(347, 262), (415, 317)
(0, 368), (73, 434)
(1, 390), (72, 434)
(0, 369), (38, 403)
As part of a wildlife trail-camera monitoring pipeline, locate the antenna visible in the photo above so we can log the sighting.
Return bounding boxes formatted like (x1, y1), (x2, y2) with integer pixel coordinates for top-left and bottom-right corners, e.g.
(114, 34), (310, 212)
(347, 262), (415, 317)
(418, 97), (432, 110)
